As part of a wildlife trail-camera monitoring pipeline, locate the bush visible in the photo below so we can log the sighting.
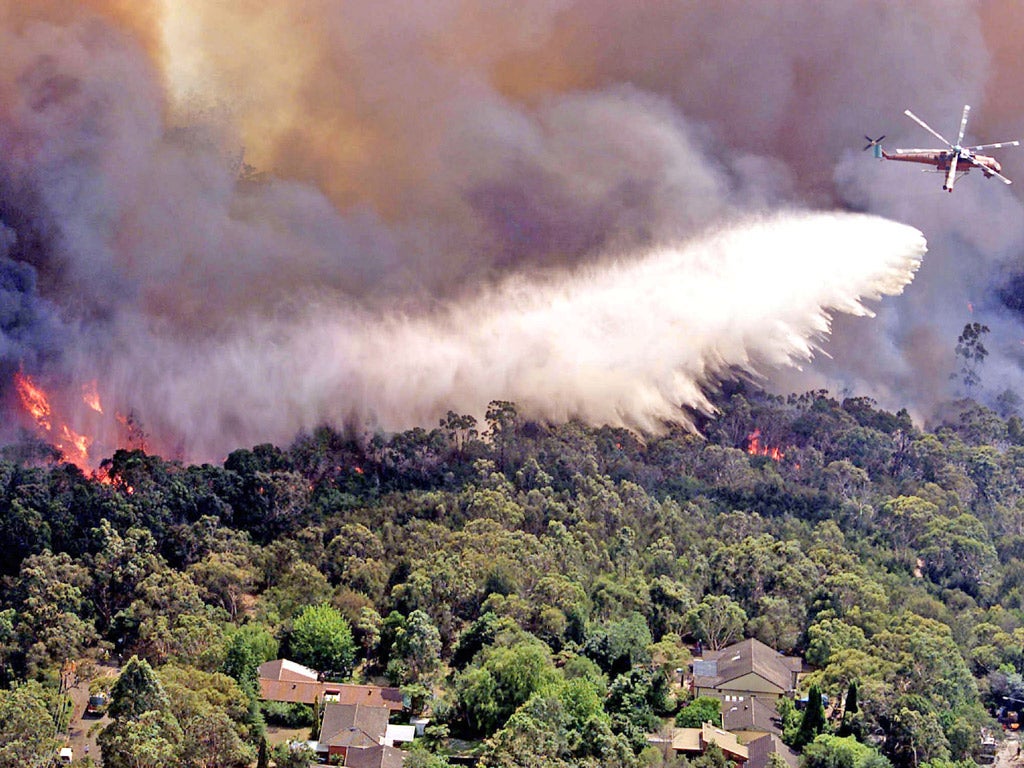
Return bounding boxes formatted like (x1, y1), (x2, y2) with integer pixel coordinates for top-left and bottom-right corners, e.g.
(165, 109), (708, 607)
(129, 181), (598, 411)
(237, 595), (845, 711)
(259, 700), (314, 728)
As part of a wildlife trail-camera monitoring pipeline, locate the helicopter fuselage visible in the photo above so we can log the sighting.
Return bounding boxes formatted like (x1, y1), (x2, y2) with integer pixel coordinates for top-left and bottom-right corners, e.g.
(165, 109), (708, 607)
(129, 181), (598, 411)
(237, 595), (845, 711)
(879, 149), (1002, 177)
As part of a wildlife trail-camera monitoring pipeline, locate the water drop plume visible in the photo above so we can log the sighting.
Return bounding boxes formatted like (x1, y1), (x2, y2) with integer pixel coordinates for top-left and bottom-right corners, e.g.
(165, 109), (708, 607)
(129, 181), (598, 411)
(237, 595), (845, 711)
(102, 211), (924, 459)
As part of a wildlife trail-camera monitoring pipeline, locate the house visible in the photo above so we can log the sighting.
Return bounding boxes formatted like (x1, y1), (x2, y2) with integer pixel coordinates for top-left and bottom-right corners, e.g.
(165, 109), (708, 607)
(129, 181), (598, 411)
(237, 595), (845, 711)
(722, 696), (783, 743)
(691, 638), (801, 702)
(258, 658), (319, 683)
(745, 733), (800, 768)
(345, 744), (406, 768)
(671, 722), (749, 764)
(316, 702), (390, 761)
(257, 658), (403, 710)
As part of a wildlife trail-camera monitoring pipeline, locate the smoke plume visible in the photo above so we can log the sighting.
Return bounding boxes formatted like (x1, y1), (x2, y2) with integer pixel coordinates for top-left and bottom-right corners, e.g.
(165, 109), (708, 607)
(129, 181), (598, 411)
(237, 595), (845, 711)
(0, 0), (1018, 461)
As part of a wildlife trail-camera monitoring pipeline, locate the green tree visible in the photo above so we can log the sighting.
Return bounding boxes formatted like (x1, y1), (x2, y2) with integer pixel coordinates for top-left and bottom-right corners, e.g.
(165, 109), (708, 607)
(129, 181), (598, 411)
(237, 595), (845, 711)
(686, 594), (747, 650)
(256, 736), (269, 768)
(676, 696), (722, 727)
(11, 550), (98, 675)
(802, 734), (892, 768)
(289, 603), (356, 679)
(392, 609), (443, 683)
(0, 681), (62, 768)
(108, 655), (173, 722)
(99, 709), (184, 768)
(180, 709), (251, 768)
(455, 638), (560, 736)
(839, 680), (860, 737)
(583, 612), (653, 676)
(101, 657), (183, 768)
(90, 520), (161, 631)
(795, 685), (828, 748)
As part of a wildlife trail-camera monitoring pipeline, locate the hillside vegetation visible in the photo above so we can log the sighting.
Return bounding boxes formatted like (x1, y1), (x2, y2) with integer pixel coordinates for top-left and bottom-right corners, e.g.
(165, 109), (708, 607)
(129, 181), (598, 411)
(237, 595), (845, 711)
(2, 387), (1024, 768)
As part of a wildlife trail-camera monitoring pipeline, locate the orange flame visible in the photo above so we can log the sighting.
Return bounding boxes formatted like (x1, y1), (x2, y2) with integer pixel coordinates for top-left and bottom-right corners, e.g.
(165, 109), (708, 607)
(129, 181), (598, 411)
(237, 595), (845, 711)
(60, 424), (92, 469)
(14, 370), (100, 473)
(747, 428), (784, 461)
(15, 371), (52, 431)
(83, 380), (103, 414)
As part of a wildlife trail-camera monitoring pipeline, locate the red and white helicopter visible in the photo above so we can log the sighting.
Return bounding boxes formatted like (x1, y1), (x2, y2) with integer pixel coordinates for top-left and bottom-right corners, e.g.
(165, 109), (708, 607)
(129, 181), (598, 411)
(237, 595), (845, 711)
(865, 104), (1020, 192)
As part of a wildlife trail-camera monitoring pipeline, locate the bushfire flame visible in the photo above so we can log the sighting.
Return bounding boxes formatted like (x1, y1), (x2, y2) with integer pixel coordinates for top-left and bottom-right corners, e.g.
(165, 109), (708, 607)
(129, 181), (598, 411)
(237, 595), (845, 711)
(15, 371), (52, 432)
(747, 428), (785, 461)
(83, 381), (103, 414)
(14, 370), (105, 474)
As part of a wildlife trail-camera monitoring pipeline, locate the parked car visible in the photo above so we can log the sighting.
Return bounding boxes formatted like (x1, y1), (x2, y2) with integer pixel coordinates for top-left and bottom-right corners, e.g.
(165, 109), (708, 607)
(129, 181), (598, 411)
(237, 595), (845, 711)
(86, 692), (108, 716)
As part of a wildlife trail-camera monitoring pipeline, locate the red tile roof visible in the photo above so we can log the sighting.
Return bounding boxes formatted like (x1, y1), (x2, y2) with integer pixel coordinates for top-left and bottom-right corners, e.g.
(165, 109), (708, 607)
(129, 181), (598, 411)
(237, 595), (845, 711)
(258, 677), (404, 710)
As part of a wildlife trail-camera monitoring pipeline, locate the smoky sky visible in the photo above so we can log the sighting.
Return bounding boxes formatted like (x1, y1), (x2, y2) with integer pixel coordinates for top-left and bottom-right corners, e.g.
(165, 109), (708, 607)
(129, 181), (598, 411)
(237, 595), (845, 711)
(0, 0), (1017, 461)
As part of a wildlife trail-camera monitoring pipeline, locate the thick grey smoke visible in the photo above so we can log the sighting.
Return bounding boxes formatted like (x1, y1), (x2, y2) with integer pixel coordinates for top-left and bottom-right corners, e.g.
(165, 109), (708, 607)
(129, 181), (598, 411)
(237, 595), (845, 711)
(0, 0), (1015, 461)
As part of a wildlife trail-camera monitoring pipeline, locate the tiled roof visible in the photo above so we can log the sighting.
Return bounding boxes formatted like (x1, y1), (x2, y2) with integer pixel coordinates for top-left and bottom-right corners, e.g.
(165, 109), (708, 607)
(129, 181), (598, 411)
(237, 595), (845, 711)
(746, 733), (800, 768)
(672, 724), (750, 762)
(722, 697), (782, 735)
(258, 677), (404, 710)
(319, 703), (390, 747)
(257, 658), (319, 682)
(345, 745), (406, 768)
(693, 638), (800, 693)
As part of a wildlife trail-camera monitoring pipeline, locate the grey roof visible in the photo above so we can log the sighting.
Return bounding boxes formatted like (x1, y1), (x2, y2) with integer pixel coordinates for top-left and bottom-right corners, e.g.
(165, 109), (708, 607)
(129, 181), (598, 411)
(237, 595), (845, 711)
(345, 745), (406, 768)
(693, 659), (719, 678)
(746, 734), (800, 768)
(319, 703), (390, 748)
(722, 697), (782, 735)
(693, 638), (800, 693)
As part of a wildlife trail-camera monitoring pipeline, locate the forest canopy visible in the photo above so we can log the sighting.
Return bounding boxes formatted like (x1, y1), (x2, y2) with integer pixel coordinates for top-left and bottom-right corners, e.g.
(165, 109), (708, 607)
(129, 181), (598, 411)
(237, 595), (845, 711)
(1, 386), (1022, 767)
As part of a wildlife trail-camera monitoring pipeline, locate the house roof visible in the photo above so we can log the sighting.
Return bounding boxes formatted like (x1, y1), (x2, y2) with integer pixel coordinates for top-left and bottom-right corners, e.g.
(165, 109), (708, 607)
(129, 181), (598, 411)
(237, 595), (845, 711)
(258, 677), (404, 710)
(345, 744), (406, 768)
(672, 724), (749, 762)
(319, 703), (390, 748)
(258, 658), (319, 683)
(722, 697), (782, 735)
(323, 684), (405, 710)
(259, 678), (325, 704)
(693, 638), (801, 693)
(746, 733), (800, 768)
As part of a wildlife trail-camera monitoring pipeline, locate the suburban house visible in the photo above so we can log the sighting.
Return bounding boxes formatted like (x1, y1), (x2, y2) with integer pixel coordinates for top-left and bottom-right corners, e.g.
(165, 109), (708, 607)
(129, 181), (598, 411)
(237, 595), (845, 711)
(258, 658), (319, 683)
(691, 638), (801, 701)
(745, 733), (800, 768)
(257, 658), (404, 711)
(671, 722), (749, 763)
(722, 696), (783, 743)
(317, 702), (383, 759)
(314, 701), (416, 762)
(344, 744), (407, 768)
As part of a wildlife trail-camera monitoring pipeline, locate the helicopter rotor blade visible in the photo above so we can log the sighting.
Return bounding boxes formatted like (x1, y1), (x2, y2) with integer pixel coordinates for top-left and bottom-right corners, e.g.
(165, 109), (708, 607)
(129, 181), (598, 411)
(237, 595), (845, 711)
(956, 104), (971, 147)
(945, 156), (959, 191)
(905, 109), (953, 148)
(967, 155), (1013, 184)
(966, 140), (1021, 151)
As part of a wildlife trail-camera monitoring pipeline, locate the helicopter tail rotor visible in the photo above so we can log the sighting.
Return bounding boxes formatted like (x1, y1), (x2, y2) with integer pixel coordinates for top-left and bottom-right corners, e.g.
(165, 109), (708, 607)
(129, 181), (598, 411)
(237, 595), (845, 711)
(864, 135), (886, 157)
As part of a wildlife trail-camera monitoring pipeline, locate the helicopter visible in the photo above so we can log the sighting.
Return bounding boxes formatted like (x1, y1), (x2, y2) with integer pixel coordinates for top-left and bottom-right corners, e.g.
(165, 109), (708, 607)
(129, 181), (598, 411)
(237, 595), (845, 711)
(864, 104), (1020, 192)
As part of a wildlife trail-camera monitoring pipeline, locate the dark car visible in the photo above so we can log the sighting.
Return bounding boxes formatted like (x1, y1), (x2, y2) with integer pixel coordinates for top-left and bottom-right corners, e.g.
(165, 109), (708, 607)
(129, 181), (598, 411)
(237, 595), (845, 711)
(86, 692), (108, 716)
